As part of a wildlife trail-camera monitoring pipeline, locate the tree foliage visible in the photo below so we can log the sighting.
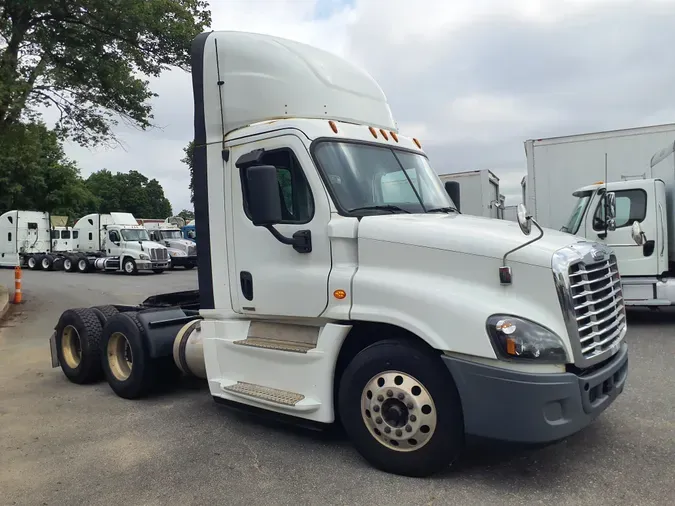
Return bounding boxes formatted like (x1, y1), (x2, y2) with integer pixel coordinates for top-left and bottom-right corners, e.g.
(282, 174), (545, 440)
(85, 168), (172, 218)
(181, 139), (194, 203)
(0, 0), (211, 146)
(0, 121), (97, 219)
(177, 208), (194, 220)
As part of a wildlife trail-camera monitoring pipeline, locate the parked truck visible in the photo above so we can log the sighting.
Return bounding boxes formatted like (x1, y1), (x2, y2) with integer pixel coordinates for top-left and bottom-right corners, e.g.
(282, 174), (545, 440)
(0, 210), (170, 273)
(140, 218), (197, 269)
(183, 219), (196, 241)
(438, 169), (505, 218)
(559, 139), (675, 307)
(47, 30), (628, 478)
(524, 123), (675, 230)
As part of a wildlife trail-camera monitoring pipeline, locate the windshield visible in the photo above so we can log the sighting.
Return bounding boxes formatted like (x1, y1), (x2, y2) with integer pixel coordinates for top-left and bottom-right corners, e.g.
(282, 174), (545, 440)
(313, 141), (455, 214)
(160, 230), (182, 239)
(561, 192), (591, 234)
(121, 228), (150, 241)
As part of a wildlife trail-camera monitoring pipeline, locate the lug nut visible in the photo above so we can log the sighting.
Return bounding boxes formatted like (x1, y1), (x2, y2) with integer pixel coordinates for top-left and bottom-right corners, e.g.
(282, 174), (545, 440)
(395, 429), (402, 437)
(405, 425), (412, 432)
(384, 426), (391, 434)
(386, 390), (393, 397)
(406, 402), (413, 409)
(397, 393), (404, 400)
(377, 395), (384, 402)
(373, 405), (380, 412)
(375, 417), (383, 424)
(410, 415), (417, 422)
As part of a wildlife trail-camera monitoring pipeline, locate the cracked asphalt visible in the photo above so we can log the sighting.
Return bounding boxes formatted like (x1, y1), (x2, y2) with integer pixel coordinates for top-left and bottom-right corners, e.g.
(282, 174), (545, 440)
(0, 268), (673, 505)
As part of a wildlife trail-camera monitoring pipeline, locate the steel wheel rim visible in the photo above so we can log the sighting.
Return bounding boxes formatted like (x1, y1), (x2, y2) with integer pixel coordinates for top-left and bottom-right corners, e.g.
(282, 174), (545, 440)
(28, 257), (35, 268)
(78, 259), (87, 270)
(361, 370), (438, 452)
(108, 332), (133, 381)
(124, 261), (133, 273)
(64, 259), (71, 270)
(61, 325), (82, 369)
(41, 258), (50, 269)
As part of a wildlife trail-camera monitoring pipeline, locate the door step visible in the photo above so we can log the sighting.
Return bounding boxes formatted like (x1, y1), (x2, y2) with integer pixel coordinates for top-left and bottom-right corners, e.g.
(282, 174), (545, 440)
(233, 337), (316, 353)
(221, 381), (320, 412)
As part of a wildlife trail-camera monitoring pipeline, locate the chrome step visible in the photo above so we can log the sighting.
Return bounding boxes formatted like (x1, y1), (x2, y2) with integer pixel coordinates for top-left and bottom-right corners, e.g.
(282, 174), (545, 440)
(233, 337), (316, 353)
(222, 381), (305, 406)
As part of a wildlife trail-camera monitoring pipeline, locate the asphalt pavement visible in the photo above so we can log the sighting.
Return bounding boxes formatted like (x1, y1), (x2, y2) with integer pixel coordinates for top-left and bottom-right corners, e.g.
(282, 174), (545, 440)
(0, 268), (673, 506)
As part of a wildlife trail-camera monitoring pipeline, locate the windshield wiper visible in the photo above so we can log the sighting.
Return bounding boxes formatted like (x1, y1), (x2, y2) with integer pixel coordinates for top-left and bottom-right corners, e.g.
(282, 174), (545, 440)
(427, 206), (459, 214)
(349, 205), (411, 214)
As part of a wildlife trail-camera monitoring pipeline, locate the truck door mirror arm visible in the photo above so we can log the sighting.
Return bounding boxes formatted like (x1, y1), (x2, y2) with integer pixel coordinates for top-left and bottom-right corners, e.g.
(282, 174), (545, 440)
(244, 165), (312, 254)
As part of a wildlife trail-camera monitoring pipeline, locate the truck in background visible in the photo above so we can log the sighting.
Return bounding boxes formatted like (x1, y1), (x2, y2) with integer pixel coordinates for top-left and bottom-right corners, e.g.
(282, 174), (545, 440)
(438, 169), (505, 218)
(524, 123), (675, 230)
(140, 217), (197, 269)
(560, 139), (675, 307)
(47, 30), (628, 478)
(182, 219), (196, 241)
(0, 210), (170, 274)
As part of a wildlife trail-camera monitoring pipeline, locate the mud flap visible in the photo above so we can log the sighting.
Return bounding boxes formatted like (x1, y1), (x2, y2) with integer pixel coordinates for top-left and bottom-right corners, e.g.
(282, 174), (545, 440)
(49, 331), (59, 368)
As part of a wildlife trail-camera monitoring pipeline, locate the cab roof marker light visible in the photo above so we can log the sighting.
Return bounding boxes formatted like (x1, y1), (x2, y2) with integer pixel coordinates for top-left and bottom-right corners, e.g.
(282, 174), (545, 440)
(328, 120), (338, 134)
(413, 138), (422, 149)
(369, 126), (378, 138)
(390, 132), (399, 142)
(379, 129), (389, 140)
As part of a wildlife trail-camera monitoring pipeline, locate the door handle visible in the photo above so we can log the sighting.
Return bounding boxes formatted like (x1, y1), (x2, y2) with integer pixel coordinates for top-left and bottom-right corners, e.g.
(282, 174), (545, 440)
(240, 271), (253, 301)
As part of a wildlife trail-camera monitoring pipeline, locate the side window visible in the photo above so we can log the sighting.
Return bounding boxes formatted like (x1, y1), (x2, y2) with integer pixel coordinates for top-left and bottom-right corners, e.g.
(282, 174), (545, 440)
(51, 230), (60, 239)
(88, 232), (93, 240)
(7, 232), (11, 242)
(240, 148), (314, 224)
(593, 189), (647, 230)
(73, 231), (79, 239)
(27, 222), (38, 230)
(61, 230), (71, 239)
(109, 230), (120, 242)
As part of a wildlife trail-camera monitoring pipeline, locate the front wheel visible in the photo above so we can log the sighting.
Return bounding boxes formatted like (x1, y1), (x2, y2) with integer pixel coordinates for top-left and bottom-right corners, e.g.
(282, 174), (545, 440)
(123, 258), (137, 275)
(338, 339), (465, 477)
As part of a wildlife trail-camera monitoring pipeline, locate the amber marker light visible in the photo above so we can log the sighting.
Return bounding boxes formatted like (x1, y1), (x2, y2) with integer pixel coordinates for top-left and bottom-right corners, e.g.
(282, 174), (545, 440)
(379, 129), (389, 140)
(329, 120), (338, 133)
(369, 126), (378, 138)
(390, 132), (399, 142)
(413, 137), (422, 149)
(333, 289), (347, 300)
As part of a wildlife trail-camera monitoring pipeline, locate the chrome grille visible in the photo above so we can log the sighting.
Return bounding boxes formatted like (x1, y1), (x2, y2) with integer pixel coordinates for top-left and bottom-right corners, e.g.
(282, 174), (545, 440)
(552, 243), (627, 367)
(188, 245), (197, 256)
(569, 256), (625, 359)
(150, 248), (168, 261)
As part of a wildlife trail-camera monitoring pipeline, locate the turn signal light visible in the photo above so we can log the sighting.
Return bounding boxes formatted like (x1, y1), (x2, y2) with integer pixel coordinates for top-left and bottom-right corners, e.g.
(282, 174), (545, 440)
(333, 289), (347, 300)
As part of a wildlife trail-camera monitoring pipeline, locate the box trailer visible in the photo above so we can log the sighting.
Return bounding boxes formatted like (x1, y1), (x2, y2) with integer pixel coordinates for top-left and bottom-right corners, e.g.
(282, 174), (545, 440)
(438, 169), (504, 218)
(524, 123), (675, 230)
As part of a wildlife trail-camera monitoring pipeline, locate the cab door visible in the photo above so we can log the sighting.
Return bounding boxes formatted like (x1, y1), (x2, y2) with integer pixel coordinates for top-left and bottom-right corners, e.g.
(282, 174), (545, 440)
(582, 180), (662, 276)
(229, 133), (332, 317)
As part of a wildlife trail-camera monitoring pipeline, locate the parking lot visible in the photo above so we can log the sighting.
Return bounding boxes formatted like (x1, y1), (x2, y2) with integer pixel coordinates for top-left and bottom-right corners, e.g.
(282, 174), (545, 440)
(0, 268), (674, 506)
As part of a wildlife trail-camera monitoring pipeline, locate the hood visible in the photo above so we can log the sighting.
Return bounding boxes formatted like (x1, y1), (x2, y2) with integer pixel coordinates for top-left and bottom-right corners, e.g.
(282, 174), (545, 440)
(124, 240), (166, 252)
(357, 213), (586, 268)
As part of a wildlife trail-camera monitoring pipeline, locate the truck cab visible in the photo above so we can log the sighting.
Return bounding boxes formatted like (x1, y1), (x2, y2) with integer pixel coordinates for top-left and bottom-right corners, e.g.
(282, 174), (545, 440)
(562, 141), (675, 306)
(145, 223), (197, 269)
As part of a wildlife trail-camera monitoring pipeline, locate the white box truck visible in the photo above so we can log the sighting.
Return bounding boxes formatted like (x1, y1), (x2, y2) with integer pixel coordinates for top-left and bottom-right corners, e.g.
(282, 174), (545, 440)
(438, 169), (504, 218)
(46, 30), (628, 478)
(559, 139), (675, 307)
(524, 123), (675, 230)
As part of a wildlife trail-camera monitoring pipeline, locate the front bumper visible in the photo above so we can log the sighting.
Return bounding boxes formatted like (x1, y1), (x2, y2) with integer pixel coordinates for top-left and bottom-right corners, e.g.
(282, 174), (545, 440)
(169, 255), (197, 267)
(136, 260), (170, 270)
(442, 342), (628, 443)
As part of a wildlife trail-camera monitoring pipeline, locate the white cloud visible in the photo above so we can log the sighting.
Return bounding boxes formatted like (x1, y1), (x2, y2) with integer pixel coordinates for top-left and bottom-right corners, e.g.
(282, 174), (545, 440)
(43, 0), (675, 213)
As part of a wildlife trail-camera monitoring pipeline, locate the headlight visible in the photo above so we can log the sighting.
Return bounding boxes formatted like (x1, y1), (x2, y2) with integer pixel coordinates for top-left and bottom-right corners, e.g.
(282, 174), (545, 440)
(169, 250), (186, 257)
(486, 315), (568, 364)
(139, 253), (149, 260)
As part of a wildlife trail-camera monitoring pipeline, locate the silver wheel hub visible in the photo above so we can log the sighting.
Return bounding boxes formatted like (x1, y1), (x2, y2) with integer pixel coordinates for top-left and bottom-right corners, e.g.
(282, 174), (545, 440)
(361, 371), (437, 452)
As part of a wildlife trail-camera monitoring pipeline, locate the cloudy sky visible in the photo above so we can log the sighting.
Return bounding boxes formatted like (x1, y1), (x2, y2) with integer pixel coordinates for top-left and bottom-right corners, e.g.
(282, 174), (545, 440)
(54, 0), (675, 214)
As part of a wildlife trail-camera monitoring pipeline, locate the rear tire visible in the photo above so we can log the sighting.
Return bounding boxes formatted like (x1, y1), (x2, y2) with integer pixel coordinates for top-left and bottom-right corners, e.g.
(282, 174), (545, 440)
(101, 312), (157, 399)
(76, 257), (89, 273)
(27, 256), (38, 270)
(63, 257), (76, 272)
(338, 339), (465, 477)
(54, 308), (104, 384)
(91, 305), (119, 327)
(41, 255), (53, 271)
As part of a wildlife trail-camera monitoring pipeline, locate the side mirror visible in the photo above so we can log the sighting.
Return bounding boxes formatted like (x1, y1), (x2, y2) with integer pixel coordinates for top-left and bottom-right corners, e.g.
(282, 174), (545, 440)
(444, 181), (461, 212)
(605, 192), (617, 231)
(631, 221), (645, 246)
(516, 203), (532, 236)
(245, 165), (283, 226)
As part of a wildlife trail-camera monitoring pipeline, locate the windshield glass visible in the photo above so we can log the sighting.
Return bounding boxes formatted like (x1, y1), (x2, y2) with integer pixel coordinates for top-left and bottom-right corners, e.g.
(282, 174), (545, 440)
(313, 141), (454, 214)
(160, 230), (182, 239)
(561, 192), (591, 234)
(121, 228), (150, 241)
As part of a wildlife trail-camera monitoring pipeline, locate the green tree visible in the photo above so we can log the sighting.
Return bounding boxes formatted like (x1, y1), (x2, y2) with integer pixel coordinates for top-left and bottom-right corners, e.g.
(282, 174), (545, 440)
(0, 121), (97, 219)
(181, 140), (195, 203)
(177, 209), (194, 220)
(0, 0), (211, 146)
(85, 168), (172, 218)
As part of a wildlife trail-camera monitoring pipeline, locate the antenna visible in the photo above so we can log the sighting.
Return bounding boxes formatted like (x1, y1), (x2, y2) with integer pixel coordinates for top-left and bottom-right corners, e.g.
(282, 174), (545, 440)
(214, 38), (226, 139)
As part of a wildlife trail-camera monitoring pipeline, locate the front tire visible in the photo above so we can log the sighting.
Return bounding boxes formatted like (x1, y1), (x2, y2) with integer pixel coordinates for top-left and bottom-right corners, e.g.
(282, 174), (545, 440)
(123, 258), (137, 275)
(338, 339), (465, 477)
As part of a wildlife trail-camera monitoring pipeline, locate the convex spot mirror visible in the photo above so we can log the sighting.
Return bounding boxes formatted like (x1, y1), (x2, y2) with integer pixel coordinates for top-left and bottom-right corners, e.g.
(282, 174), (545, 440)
(631, 221), (645, 246)
(517, 203), (532, 236)
(244, 165), (283, 226)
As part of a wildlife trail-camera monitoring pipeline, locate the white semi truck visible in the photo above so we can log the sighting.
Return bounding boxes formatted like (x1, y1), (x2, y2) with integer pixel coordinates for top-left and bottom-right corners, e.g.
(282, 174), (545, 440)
(560, 140), (675, 307)
(438, 169), (505, 218)
(140, 218), (198, 269)
(47, 31), (628, 477)
(0, 210), (170, 273)
(524, 122), (675, 230)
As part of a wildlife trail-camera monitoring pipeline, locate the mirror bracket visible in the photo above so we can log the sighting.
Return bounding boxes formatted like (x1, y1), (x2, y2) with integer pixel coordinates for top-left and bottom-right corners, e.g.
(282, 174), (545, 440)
(266, 226), (312, 254)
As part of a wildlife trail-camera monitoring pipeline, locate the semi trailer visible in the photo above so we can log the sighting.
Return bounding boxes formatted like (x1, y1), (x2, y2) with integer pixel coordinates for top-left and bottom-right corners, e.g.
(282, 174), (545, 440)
(47, 30), (628, 478)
